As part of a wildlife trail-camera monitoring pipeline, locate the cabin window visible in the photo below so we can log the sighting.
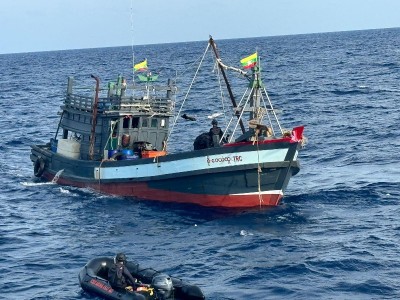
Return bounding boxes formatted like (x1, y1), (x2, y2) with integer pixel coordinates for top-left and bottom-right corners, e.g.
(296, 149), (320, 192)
(73, 132), (82, 141)
(123, 117), (130, 128)
(142, 118), (148, 127)
(151, 119), (158, 128)
(161, 119), (166, 128)
(63, 129), (68, 139)
(131, 117), (139, 128)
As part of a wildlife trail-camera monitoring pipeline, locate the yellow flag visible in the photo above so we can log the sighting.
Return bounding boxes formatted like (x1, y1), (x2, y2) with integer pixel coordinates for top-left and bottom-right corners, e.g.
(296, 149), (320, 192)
(240, 52), (258, 69)
(134, 59), (148, 72)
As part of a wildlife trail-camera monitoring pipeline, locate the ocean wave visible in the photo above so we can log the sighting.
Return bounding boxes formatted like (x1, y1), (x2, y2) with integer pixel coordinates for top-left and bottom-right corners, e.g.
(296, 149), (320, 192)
(329, 88), (370, 95)
(333, 279), (397, 296)
(1, 28), (400, 300)
(20, 181), (54, 186)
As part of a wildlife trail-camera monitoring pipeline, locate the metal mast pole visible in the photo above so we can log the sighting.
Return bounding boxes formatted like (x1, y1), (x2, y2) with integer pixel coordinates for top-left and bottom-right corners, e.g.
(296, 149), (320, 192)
(209, 36), (246, 134)
(89, 75), (100, 160)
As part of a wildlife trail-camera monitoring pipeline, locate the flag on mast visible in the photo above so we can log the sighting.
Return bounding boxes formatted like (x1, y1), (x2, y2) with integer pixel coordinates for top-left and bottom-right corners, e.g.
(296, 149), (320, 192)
(240, 52), (258, 69)
(134, 59), (148, 72)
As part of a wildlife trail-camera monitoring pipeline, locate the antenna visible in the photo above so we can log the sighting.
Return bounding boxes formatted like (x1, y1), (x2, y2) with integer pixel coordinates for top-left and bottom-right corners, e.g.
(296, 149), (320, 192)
(130, 0), (135, 85)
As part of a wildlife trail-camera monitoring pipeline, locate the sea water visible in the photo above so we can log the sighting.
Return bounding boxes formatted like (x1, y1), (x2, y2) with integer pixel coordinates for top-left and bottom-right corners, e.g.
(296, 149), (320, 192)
(0, 28), (400, 299)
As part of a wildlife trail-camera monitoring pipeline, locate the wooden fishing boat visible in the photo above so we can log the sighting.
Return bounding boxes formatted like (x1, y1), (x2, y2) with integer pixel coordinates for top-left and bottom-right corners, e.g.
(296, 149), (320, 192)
(30, 37), (305, 208)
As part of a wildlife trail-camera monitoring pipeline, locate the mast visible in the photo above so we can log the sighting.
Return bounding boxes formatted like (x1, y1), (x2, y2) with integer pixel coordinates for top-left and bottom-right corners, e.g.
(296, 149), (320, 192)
(250, 66), (262, 121)
(89, 75), (100, 160)
(209, 36), (246, 134)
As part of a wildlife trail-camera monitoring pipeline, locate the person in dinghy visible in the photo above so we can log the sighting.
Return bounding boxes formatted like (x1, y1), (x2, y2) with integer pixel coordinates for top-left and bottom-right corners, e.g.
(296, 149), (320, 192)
(108, 253), (138, 291)
(108, 253), (155, 298)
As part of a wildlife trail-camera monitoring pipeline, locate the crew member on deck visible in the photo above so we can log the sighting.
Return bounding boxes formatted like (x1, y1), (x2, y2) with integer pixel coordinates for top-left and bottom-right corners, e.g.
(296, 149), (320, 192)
(265, 127), (273, 139)
(209, 119), (224, 147)
(121, 134), (130, 148)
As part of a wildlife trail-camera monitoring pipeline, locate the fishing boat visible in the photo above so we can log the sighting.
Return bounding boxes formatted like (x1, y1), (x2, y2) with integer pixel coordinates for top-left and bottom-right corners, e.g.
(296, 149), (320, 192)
(79, 256), (205, 300)
(30, 37), (305, 208)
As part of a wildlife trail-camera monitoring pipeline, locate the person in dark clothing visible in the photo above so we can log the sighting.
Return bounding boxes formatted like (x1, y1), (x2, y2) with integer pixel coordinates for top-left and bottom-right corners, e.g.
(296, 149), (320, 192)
(108, 253), (137, 291)
(209, 119), (224, 147)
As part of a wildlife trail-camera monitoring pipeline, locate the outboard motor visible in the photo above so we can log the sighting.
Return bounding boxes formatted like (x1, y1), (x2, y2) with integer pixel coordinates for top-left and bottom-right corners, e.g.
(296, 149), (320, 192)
(152, 274), (173, 299)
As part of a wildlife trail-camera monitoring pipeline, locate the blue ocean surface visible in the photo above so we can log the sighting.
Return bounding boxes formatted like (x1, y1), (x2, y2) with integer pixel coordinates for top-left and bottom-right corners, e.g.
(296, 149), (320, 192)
(1, 28), (400, 299)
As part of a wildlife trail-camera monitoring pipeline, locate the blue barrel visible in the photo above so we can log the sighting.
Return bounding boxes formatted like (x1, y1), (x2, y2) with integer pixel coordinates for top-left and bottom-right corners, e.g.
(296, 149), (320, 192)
(108, 149), (119, 159)
(121, 149), (133, 156)
(120, 149), (134, 160)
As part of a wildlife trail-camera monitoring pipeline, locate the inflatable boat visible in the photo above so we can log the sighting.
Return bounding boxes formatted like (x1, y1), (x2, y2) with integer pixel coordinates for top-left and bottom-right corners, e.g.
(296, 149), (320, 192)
(78, 257), (205, 300)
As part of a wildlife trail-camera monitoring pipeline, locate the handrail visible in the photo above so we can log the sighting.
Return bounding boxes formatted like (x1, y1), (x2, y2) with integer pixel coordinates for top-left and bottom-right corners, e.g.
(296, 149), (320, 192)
(64, 93), (173, 115)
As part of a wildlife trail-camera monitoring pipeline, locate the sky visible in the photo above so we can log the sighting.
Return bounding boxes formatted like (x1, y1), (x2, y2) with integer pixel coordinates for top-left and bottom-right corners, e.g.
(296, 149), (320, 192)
(1, 0), (400, 54)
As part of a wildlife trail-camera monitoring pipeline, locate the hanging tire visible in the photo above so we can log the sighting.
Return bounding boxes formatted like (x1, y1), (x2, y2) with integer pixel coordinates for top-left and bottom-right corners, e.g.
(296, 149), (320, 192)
(34, 156), (45, 177)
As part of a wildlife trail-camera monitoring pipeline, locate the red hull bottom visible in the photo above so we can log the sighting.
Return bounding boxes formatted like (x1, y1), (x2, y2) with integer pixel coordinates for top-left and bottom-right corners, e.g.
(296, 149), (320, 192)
(45, 173), (283, 208)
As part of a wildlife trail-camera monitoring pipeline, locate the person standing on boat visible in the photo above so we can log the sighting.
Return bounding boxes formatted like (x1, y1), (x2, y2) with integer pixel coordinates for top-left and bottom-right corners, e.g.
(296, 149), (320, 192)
(209, 119), (224, 147)
(121, 133), (130, 148)
(108, 253), (138, 291)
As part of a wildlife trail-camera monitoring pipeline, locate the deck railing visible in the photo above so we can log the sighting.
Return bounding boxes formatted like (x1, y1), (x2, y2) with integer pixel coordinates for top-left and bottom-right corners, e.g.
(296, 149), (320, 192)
(64, 80), (175, 115)
(64, 93), (173, 115)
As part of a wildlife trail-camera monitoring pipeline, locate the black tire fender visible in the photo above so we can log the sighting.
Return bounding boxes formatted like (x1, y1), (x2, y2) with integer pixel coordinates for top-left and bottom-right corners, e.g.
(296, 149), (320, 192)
(34, 156), (45, 177)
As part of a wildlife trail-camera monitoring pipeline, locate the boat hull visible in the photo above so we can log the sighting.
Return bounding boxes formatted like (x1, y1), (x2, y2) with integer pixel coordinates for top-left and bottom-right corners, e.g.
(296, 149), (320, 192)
(31, 139), (301, 208)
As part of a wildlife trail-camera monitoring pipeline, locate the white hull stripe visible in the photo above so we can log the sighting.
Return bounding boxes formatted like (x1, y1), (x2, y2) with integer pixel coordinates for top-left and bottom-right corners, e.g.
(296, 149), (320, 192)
(294, 150), (299, 161)
(230, 190), (283, 196)
(95, 148), (289, 180)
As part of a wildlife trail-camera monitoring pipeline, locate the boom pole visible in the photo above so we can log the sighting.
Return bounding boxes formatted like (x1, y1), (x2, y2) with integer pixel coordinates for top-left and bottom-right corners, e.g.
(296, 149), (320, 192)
(209, 36), (246, 134)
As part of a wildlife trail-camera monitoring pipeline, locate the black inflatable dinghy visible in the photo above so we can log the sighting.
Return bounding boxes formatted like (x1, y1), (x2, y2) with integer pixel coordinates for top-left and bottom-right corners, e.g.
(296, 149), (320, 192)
(78, 257), (205, 300)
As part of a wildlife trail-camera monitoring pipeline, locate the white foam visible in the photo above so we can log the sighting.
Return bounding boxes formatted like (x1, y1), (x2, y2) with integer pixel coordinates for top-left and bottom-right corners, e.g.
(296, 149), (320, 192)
(21, 181), (54, 186)
(207, 112), (222, 119)
(59, 187), (71, 194)
(240, 230), (253, 236)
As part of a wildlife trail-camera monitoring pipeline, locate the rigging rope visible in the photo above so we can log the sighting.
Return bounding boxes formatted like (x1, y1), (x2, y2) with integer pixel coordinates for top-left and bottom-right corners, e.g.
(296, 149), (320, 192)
(166, 42), (211, 143)
(103, 120), (119, 153)
(130, 0), (135, 85)
(263, 86), (283, 134)
(255, 135), (264, 207)
(172, 52), (208, 106)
